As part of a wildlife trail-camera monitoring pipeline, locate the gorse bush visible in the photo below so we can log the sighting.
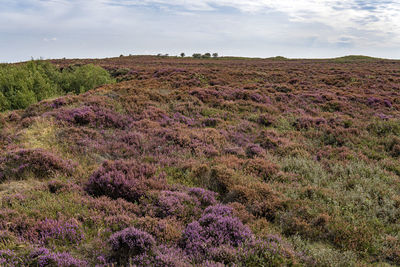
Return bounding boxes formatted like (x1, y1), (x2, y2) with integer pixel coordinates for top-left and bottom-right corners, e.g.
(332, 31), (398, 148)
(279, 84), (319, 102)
(58, 64), (113, 94)
(0, 61), (113, 111)
(0, 61), (60, 111)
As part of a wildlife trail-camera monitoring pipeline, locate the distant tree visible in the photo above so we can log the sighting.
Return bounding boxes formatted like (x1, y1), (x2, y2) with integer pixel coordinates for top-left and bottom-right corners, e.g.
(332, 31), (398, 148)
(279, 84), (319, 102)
(119, 54), (124, 57)
(180, 53), (185, 58)
(212, 53), (218, 58)
(202, 53), (211, 59)
(157, 53), (162, 57)
(164, 54), (169, 57)
(192, 53), (202, 59)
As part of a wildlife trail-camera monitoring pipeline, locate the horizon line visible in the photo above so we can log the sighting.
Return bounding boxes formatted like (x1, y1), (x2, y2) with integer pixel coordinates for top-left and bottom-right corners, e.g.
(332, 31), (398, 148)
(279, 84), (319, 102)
(2, 54), (400, 64)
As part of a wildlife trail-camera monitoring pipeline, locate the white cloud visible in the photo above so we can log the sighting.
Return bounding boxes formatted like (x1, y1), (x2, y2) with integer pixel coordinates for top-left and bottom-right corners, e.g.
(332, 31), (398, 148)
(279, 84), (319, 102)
(106, 0), (400, 47)
(4, 0), (400, 40)
(1, 0), (400, 61)
(43, 37), (57, 42)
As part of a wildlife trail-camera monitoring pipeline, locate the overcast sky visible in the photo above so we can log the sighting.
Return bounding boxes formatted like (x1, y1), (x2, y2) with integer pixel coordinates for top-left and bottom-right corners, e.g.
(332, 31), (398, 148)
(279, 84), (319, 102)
(1, 0), (400, 62)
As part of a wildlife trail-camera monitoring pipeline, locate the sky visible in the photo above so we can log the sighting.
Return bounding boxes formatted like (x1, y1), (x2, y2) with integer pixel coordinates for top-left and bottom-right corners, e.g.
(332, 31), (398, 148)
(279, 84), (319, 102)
(1, 0), (400, 62)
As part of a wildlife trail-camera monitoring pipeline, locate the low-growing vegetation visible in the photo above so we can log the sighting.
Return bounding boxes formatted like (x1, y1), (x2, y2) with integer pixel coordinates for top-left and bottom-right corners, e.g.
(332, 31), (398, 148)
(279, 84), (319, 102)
(0, 55), (399, 266)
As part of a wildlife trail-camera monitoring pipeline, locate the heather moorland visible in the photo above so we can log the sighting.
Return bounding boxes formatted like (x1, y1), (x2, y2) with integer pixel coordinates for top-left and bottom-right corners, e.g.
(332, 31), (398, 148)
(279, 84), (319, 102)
(0, 55), (399, 266)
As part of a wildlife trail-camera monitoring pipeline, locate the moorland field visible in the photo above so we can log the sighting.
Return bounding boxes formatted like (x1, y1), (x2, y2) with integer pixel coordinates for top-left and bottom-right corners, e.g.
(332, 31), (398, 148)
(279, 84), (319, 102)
(0, 55), (399, 266)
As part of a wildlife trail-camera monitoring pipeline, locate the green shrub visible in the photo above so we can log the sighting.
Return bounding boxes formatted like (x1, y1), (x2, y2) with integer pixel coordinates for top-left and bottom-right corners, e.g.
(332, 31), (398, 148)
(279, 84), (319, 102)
(13, 89), (37, 110)
(59, 64), (114, 94)
(0, 91), (10, 110)
(0, 61), (114, 111)
(367, 120), (400, 136)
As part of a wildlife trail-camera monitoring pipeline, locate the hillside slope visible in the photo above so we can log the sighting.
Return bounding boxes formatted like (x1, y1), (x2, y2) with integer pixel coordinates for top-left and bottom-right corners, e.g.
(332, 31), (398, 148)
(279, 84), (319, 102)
(0, 56), (399, 266)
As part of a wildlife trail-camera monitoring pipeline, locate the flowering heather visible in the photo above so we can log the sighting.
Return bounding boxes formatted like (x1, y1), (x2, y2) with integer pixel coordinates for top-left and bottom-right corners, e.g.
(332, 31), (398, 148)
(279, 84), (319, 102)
(153, 190), (196, 218)
(153, 68), (186, 78)
(109, 227), (155, 264)
(198, 260), (226, 267)
(223, 146), (246, 157)
(120, 131), (143, 147)
(85, 160), (166, 202)
(50, 97), (69, 109)
(384, 99), (393, 108)
(130, 245), (191, 267)
(0, 148), (75, 181)
(293, 116), (327, 130)
(1, 56), (400, 266)
(0, 249), (26, 266)
(190, 87), (269, 104)
(30, 247), (88, 267)
(181, 205), (253, 261)
(245, 144), (264, 158)
(250, 92), (267, 103)
(223, 130), (251, 147)
(188, 187), (217, 207)
(203, 204), (234, 217)
(49, 105), (132, 129)
(35, 218), (84, 245)
(143, 188), (217, 220)
(172, 112), (196, 126)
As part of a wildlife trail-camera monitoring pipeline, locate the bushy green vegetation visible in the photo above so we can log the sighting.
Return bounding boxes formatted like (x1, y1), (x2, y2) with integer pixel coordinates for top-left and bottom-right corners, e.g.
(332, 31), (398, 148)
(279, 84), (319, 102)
(0, 61), (114, 111)
(191, 53), (219, 59)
